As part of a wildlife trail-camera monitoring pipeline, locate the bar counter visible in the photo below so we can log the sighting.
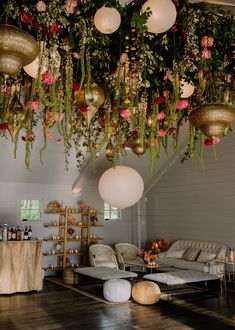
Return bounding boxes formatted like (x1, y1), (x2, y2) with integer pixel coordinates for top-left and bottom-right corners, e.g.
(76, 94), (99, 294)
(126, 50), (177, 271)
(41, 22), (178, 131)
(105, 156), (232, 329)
(0, 240), (42, 294)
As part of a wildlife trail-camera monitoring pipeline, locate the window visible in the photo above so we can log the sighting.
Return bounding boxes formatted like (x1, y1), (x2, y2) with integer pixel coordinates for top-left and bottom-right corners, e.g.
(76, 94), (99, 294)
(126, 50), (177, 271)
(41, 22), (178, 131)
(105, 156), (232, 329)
(21, 199), (42, 221)
(104, 203), (121, 220)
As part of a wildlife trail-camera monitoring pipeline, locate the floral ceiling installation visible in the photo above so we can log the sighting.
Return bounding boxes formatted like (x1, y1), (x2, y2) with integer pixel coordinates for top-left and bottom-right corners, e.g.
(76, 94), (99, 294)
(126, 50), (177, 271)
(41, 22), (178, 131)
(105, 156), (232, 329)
(0, 0), (234, 171)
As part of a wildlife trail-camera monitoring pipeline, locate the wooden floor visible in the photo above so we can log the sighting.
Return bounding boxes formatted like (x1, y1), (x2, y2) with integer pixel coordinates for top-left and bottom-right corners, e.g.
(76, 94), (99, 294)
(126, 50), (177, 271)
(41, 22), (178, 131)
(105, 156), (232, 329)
(0, 279), (234, 330)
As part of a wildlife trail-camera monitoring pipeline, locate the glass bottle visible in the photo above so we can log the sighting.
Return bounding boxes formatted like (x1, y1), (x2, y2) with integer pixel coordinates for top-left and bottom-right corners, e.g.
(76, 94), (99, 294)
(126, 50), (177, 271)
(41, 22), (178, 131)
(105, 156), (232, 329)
(24, 226), (28, 240)
(7, 227), (12, 241)
(11, 225), (16, 241)
(2, 224), (7, 241)
(20, 226), (24, 241)
(28, 225), (32, 240)
(0, 226), (3, 241)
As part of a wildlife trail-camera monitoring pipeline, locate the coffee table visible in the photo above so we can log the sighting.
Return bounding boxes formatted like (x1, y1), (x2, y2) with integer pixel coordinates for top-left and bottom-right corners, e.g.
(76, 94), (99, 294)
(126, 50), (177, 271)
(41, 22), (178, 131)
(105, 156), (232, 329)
(125, 261), (178, 274)
(74, 266), (138, 280)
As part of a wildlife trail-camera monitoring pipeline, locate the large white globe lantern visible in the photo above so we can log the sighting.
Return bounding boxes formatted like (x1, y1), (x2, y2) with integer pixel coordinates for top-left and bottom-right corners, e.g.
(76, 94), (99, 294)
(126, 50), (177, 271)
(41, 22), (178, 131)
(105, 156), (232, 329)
(98, 166), (144, 209)
(94, 7), (121, 34)
(180, 80), (195, 98)
(142, 0), (177, 34)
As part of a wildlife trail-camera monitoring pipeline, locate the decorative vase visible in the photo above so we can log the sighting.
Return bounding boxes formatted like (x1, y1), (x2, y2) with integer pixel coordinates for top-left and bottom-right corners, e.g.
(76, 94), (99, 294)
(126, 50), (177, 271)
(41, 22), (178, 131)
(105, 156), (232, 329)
(189, 103), (235, 137)
(0, 24), (39, 76)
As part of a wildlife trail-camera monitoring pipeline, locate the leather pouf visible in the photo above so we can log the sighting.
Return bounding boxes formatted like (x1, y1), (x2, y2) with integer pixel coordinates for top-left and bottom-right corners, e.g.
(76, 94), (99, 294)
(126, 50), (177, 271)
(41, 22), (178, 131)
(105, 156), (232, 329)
(132, 281), (161, 305)
(103, 279), (131, 302)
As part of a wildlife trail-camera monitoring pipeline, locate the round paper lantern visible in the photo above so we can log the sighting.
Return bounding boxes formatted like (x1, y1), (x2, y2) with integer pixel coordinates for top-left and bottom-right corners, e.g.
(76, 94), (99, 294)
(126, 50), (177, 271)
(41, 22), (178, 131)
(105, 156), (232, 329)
(141, 0), (177, 34)
(98, 166), (144, 209)
(94, 7), (121, 34)
(180, 80), (195, 98)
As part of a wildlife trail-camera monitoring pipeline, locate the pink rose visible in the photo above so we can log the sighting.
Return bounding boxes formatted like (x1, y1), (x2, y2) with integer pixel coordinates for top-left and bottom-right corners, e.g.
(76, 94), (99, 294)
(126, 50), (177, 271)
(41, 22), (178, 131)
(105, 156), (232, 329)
(176, 99), (189, 110)
(25, 100), (41, 110)
(212, 136), (221, 145)
(65, 0), (77, 14)
(202, 47), (212, 59)
(157, 129), (167, 137)
(36, 1), (46, 11)
(201, 36), (214, 48)
(120, 109), (131, 120)
(157, 111), (166, 120)
(42, 71), (58, 85)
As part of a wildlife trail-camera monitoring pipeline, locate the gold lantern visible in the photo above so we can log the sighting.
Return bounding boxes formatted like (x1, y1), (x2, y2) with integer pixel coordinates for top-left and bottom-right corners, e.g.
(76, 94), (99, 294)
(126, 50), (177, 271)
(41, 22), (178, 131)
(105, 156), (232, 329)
(4, 98), (27, 140)
(132, 138), (146, 156)
(105, 142), (114, 161)
(73, 83), (105, 126)
(189, 103), (235, 137)
(0, 25), (39, 76)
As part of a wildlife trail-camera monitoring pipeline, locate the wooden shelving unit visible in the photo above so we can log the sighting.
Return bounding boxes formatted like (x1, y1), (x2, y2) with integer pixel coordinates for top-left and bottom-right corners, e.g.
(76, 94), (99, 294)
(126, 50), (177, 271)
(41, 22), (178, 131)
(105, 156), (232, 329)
(43, 207), (104, 271)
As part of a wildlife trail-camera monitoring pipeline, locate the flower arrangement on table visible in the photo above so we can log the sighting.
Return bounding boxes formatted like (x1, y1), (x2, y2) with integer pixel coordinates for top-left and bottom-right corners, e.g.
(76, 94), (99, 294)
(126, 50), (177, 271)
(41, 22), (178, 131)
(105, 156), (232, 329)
(137, 248), (157, 265)
(0, 0), (234, 171)
(151, 239), (169, 253)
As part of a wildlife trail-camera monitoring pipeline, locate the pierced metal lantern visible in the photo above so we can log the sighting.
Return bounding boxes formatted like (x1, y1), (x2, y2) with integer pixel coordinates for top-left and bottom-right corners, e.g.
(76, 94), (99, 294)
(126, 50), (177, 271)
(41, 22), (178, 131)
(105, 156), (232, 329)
(105, 142), (114, 161)
(189, 103), (235, 137)
(131, 138), (146, 156)
(0, 25), (39, 76)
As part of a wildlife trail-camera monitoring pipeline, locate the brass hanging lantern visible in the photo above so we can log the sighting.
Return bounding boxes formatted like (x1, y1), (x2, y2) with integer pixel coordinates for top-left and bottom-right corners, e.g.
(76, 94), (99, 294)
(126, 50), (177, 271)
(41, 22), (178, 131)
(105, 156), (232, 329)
(105, 142), (114, 161)
(4, 98), (27, 140)
(0, 25), (39, 76)
(73, 83), (105, 126)
(131, 138), (146, 156)
(189, 103), (235, 137)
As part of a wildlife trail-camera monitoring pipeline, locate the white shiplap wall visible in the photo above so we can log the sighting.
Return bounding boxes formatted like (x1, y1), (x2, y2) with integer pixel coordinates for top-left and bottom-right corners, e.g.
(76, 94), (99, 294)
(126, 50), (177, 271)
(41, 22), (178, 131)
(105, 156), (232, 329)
(146, 133), (235, 249)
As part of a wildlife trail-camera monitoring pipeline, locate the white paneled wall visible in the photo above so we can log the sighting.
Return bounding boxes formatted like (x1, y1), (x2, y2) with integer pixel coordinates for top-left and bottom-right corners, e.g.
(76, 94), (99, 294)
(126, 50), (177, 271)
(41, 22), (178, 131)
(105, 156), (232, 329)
(146, 133), (235, 249)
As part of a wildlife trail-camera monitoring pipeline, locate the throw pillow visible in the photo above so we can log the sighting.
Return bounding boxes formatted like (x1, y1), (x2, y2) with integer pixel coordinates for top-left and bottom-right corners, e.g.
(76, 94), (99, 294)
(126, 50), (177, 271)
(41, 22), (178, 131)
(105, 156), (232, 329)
(166, 249), (185, 258)
(182, 247), (201, 261)
(197, 251), (216, 263)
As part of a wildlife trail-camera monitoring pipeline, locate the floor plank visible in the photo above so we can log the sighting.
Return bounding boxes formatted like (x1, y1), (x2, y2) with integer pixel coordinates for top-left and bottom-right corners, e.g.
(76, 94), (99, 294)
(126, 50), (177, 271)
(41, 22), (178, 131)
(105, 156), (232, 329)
(0, 279), (234, 329)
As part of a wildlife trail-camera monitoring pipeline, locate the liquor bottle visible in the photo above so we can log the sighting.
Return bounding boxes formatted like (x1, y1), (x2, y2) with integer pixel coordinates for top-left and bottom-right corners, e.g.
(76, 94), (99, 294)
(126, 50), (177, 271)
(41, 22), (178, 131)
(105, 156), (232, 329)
(2, 224), (7, 241)
(7, 227), (12, 241)
(0, 226), (2, 241)
(16, 226), (21, 241)
(20, 226), (24, 241)
(24, 226), (28, 240)
(28, 225), (32, 240)
(12, 225), (17, 241)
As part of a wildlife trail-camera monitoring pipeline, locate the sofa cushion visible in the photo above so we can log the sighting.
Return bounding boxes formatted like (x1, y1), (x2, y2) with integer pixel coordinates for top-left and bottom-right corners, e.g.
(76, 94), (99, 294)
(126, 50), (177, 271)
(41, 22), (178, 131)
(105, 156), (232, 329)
(166, 249), (185, 258)
(197, 251), (216, 263)
(182, 247), (201, 261)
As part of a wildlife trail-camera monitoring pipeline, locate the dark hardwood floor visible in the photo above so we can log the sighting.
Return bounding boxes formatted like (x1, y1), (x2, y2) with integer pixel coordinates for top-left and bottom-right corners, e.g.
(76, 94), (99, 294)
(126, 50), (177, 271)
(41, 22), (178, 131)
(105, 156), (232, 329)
(0, 279), (234, 330)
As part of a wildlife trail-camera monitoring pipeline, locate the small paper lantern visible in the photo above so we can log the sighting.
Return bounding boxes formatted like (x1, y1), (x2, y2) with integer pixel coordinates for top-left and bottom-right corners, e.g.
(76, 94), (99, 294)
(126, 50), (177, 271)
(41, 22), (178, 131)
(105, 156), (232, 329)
(142, 0), (177, 34)
(94, 7), (121, 34)
(180, 80), (195, 98)
(23, 42), (46, 78)
(98, 166), (144, 209)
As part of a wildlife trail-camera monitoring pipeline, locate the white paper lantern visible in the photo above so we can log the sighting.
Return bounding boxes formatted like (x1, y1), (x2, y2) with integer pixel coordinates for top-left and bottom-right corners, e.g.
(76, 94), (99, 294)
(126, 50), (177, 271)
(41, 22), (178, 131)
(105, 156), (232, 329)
(23, 41), (46, 78)
(142, 0), (177, 34)
(180, 80), (195, 98)
(94, 7), (121, 34)
(98, 166), (144, 209)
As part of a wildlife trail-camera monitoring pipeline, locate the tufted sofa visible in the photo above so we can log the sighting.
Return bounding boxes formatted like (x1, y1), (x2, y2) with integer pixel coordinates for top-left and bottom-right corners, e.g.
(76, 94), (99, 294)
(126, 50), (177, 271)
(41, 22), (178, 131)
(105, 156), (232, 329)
(158, 239), (227, 276)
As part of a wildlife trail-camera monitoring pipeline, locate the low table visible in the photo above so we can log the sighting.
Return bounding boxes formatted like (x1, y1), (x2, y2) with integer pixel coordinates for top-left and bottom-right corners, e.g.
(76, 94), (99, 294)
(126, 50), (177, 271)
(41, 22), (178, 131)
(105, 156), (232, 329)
(125, 260), (179, 274)
(74, 266), (138, 280)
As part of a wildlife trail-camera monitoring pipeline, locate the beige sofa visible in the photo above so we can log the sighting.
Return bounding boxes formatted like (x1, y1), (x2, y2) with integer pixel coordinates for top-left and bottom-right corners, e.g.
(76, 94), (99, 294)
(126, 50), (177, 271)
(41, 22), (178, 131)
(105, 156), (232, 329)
(158, 239), (227, 276)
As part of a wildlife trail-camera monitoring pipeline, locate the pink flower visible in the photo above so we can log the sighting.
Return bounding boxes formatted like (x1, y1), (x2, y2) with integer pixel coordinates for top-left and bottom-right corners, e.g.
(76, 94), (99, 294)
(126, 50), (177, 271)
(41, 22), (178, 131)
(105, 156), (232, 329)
(163, 69), (173, 81)
(176, 99), (189, 110)
(22, 133), (36, 142)
(36, 1), (46, 11)
(157, 129), (167, 137)
(2, 85), (8, 93)
(157, 111), (166, 120)
(155, 97), (165, 105)
(65, 0), (77, 14)
(46, 111), (64, 122)
(202, 47), (212, 59)
(56, 138), (64, 144)
(120, 109), (131, 120)
(212, 136), (221, 145)
(42, 71), (58, 85)
(25, 99), (41, 110)
(46, 132), (53, 138)
(201, 36), (214, 48)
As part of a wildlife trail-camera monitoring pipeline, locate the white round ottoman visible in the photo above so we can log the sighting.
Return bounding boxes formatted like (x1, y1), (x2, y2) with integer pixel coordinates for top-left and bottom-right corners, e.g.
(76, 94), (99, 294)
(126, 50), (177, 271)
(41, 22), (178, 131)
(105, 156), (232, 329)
(103, 279), (131, 302)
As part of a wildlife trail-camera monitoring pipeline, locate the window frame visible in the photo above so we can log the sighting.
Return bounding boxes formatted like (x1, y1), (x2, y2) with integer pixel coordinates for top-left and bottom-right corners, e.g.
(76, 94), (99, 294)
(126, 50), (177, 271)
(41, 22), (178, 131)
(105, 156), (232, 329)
(20, 198), (43, 221)
(104, 203), (121, 221)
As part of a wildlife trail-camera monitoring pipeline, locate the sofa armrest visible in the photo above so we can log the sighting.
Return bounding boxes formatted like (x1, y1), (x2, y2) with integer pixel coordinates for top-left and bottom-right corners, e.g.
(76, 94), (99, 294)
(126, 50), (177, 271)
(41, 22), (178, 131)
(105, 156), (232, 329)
(158, 251), (167, 259)
(205, 259), (224, 277)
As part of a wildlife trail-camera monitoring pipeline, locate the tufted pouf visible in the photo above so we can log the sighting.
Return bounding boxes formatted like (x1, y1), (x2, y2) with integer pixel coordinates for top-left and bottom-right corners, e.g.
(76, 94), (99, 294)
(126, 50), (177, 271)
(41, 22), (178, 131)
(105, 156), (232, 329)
(103, 278), (131, 302)
(132, 281), (161, 305)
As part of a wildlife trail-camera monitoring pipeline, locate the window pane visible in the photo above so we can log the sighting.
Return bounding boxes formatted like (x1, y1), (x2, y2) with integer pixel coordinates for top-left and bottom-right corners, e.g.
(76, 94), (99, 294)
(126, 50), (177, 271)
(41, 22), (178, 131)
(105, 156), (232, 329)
(104, 203), (121, 220)
(21, 199), (41, 221)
